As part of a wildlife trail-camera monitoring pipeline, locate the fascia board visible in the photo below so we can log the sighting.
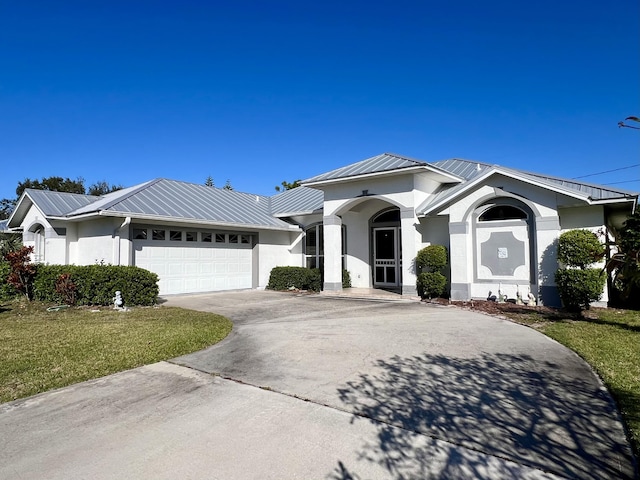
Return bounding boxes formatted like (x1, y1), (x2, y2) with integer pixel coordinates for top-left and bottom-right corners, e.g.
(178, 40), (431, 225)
(7, 192), (43, 228)
(96, 211), (301, 232)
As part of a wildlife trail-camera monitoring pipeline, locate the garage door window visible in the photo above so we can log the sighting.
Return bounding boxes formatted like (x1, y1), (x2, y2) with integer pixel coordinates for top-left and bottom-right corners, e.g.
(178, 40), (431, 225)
(170, 230), (182, 241)
(186, 232), (197, 242)
(229, 234), (238, 244)
(215, 234), (225, 243)
(133, 228), (147, 240)
(152, 229), (165, 240)
(202, 233), (212, 242)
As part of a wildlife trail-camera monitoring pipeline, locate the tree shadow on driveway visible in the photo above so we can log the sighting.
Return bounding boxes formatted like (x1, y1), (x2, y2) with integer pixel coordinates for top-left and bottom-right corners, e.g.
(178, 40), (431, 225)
(334, 353), (637, 479)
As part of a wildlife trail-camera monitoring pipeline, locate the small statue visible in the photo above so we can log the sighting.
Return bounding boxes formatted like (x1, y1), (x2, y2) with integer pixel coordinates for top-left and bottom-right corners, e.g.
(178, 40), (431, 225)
(113, 291), (124, 310)
(516, 285), (523, 305)
(527, 287), (537, 306)
(497, 283), (505, 303)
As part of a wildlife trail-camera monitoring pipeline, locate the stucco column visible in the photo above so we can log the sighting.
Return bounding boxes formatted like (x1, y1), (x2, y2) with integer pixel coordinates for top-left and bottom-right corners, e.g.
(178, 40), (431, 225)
(449, 221), (472, 300)
(400, 208), (418, 296)
(323, 214), (343, 292)
(536, 216), (561, 306)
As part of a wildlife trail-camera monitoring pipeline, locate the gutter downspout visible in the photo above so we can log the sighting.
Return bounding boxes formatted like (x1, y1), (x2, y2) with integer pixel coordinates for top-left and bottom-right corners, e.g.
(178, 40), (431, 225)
(113, 217), (131, 266)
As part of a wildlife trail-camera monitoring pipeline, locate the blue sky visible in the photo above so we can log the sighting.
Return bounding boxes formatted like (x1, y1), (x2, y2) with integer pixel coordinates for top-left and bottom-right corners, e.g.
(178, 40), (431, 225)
(1, 0), (638, 200)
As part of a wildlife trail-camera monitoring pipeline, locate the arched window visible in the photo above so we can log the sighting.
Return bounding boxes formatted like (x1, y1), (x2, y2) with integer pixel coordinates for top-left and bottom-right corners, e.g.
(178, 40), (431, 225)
(372, 209), (400, 223)
(479, 205), (527, 222)
(33, 225), (45, 263)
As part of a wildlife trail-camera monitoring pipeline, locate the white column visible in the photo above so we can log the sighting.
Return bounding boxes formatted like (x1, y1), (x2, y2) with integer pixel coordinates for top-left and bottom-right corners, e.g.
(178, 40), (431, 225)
(400, 208), (418, 296)
(536, 216), (561, 306)
(323, 214), (343, 291)
(449, 221), (471, 300)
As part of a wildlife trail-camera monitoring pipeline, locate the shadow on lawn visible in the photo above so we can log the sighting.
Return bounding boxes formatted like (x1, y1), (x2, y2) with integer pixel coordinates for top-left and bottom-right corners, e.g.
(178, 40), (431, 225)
(331, 352), (638, 480)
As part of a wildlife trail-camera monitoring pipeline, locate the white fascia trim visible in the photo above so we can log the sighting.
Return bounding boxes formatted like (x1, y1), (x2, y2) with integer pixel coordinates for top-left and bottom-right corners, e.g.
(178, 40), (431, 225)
(95, 211), (301, 232)
(303, 166), (460, 187)
(272, 209), (323, 218)
(590, 197), (639, 206)
(418, 168), (593, 217)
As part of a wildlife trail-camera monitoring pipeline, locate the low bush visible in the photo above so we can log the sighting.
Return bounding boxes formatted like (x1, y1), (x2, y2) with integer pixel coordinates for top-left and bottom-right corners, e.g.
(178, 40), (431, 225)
(33, 265), (159, 306)
(267, 266), (322, 292)
(417, 272), (447, 299)
(555, 268), (606, 311)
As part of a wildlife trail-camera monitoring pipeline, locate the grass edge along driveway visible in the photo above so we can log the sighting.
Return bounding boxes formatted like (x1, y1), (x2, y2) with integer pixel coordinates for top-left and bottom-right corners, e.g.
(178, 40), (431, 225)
(0, 301), (232, 404)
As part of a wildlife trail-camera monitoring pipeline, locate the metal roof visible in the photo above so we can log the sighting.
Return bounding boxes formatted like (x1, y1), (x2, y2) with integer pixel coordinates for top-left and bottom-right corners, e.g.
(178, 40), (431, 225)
(24, 189), (97, 216)
(270, 186), (324, 217)
(419, 158), (638, 215)
(302, 153), (429, 184)
(67, 179), (295, 230)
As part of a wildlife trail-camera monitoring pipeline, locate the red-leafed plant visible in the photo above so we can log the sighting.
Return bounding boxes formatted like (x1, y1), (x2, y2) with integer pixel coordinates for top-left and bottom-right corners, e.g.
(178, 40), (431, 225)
(3, 246), (37, 300)
(55, 273), (77, 305)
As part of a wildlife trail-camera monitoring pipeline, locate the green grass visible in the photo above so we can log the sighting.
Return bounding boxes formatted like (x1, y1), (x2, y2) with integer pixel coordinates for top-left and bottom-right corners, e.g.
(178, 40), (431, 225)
(0, 300), (232, 403)
(501, 306), (640, 457)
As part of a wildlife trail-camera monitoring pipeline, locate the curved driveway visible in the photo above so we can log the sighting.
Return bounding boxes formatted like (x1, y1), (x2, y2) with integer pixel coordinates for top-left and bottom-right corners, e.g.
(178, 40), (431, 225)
(1, 291), (636, 479)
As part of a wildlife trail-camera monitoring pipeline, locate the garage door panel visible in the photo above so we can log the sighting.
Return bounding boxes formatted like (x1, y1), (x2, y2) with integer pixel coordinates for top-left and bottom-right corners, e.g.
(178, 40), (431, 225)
(134, 241), (253, 295)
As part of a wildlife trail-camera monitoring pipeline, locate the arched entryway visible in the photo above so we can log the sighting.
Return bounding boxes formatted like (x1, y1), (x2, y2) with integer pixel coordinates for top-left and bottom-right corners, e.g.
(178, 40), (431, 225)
(371, 208), (401, 288)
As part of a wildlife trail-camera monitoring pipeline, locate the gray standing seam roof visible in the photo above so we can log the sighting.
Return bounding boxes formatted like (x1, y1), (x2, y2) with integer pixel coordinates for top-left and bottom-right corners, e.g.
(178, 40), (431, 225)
(24, 190), (98, 216)
(271, 186), (324, 216)
(301, 153), (429, 184)
(67, 179), (294, 230)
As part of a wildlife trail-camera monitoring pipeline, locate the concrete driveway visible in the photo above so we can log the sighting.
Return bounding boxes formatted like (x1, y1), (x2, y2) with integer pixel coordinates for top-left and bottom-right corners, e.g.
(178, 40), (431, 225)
(0, 291), (636, 479)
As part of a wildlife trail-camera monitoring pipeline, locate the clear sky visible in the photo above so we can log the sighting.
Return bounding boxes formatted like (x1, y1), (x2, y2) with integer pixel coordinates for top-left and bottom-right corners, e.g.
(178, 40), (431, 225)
(1, 0), (639, 201)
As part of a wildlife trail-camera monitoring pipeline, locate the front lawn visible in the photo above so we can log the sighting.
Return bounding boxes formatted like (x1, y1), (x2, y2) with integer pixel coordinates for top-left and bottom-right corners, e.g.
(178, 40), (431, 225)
(0, 300), (232, 403)
(461, 301), (640, 458)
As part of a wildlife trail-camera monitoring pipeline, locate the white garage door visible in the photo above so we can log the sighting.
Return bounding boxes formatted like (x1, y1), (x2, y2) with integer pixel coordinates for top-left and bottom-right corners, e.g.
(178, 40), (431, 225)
(133, 228), (253, 295)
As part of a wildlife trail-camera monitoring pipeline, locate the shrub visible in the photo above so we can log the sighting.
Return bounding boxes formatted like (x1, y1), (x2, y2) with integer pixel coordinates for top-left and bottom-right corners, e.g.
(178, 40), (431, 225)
(555, 229), (606, 311)
(416, 245), (448, 273)
(342, 269), (352, 288)
(417, 272), (447, 299)
(33, 265), (159, 306)
(4, 246), (37, 300)
(415, 245), (448, 299)
(0, 260), (18, 301)
(55, 273), (77, 305)
(267, 266), (322, 292)
(557, 229), (604, 269)
(555, 268), (606, 311)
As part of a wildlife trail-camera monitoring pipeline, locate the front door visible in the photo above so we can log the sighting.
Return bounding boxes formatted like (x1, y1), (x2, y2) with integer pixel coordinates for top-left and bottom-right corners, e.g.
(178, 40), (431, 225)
(373, 227), (400, 287)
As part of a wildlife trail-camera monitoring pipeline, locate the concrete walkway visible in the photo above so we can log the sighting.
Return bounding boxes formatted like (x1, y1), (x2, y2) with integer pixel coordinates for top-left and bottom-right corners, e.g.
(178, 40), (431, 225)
(0, 291), (637, 479)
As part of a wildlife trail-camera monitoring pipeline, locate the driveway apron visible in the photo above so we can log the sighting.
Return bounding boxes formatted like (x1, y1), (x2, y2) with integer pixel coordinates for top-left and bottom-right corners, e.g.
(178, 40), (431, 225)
(0, 290), (636, 479)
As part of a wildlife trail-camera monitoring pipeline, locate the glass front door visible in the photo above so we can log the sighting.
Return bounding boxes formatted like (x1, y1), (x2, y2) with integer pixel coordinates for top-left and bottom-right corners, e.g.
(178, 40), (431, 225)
(373, 227), (400, 286)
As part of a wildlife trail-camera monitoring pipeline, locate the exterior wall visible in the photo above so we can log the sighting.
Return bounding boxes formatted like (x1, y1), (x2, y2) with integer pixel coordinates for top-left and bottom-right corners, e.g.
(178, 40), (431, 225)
(75, 218), (122, 265)
(20, 205), (66, 265)
(441, 179), (567, 306)
(256, 230), (301, 289)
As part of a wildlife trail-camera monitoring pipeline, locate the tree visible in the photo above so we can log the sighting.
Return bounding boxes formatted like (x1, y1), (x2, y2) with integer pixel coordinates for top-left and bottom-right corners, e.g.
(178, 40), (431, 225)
(223, 180), (233, 191)
(205, 176), (215, 187)
(0, 198), (16, 220)
(275, 180), (302, 192)
(87, 181), (122, 196)
(607, 211), (640, 307)
(16, 176), (86, 197)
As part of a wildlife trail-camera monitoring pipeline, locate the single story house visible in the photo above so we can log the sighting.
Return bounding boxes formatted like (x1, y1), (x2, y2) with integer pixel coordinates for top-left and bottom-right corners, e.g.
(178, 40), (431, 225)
(7, 153), (638, 305)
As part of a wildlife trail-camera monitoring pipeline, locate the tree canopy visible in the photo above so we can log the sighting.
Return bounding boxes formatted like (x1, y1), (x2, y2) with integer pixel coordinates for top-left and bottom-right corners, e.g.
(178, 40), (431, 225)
(275, 179), (302, 192)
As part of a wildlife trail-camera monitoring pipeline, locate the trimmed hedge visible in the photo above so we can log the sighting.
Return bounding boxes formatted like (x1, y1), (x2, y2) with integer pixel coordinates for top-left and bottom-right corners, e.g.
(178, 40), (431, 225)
(416, 245), (448, 273)
(33, 265), (159, 306)
(0, 261), (17, 301)
(267, 266), (322, 292)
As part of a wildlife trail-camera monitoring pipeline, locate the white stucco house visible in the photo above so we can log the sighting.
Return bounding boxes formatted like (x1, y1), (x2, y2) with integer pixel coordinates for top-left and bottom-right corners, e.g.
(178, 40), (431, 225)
(6, 153), (638, 305)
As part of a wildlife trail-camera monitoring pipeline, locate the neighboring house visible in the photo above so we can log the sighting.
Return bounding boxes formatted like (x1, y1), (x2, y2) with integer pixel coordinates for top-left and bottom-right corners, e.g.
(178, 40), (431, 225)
(6, 153), (638, 305)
